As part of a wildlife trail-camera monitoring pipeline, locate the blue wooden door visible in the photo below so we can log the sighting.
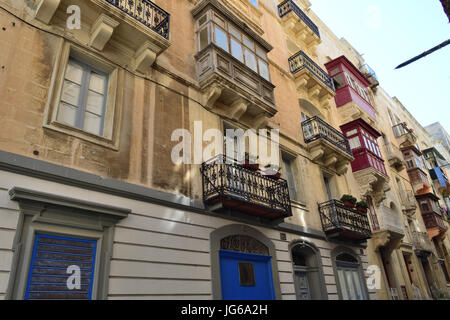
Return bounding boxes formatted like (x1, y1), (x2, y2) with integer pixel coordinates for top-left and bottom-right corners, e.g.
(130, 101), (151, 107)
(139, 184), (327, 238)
(219, 250), (275, 300)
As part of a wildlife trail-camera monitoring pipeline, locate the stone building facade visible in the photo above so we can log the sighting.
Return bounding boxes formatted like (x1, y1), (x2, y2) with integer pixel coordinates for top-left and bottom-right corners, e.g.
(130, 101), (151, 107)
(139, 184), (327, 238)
(0, 0), (448, 300)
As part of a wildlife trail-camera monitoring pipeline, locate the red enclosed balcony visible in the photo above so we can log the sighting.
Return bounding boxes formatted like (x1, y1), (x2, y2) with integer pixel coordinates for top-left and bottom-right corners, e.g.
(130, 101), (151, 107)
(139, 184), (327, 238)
(341, 118), (389, 203)
(325, 56), (377, 126)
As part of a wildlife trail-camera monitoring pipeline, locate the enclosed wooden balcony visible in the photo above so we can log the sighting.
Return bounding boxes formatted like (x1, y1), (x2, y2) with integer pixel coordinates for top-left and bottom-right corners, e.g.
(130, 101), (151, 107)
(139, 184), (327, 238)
(319, 200), (372, 242)
(325, 56), (379, 129)
(201, 155), (292, 221)
(278, 0), (321, 49)
(289, 51), (335, 110)
(416, 193), (448, 238)
(193, 0), (276, 128)
(302, 117), (354, 174)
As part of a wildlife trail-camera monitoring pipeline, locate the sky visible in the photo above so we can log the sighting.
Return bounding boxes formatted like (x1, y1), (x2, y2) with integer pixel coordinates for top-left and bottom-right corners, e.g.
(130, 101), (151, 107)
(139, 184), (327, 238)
(309, 0), (450, 132)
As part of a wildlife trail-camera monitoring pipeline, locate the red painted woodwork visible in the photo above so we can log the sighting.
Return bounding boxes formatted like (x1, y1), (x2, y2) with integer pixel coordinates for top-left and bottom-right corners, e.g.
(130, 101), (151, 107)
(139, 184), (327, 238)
(341, 118), (387, 176)
(325, 56), (377, 120)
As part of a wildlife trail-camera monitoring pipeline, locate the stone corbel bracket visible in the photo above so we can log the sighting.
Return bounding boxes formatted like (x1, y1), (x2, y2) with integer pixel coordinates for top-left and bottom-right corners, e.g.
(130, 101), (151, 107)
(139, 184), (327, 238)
(89, 14), (120, 51)
(134, 41), (162, 73)
(34, 0), (61, 24)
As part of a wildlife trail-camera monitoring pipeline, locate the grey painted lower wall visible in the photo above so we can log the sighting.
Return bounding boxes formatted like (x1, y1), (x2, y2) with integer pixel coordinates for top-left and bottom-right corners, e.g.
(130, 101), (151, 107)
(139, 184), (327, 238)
(0, 167), (375, 300)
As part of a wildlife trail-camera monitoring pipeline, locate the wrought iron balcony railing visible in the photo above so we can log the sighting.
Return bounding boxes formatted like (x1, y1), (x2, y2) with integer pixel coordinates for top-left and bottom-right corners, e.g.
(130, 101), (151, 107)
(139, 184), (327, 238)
(289, 51), (335, 92)
(302, 116), (352, 156)
(319, 200), (372, 241)
(106, 0), (170, 39)
(200, 155), (292, 220)
(392, 123), (417, 142)
(278, 0), (320, 38)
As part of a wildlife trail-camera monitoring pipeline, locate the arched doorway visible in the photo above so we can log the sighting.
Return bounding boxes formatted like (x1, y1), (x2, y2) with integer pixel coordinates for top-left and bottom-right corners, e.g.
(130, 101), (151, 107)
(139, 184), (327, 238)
(333, 249), (369, 300)
(291, 242), (327, 300)
(210, 225), (281, 300)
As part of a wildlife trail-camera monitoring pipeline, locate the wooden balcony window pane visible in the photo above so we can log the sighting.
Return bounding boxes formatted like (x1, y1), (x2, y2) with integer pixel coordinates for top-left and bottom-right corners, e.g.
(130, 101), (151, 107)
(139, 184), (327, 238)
(229, 25), (241, 40)
(89, 72), (106, 94)
(244, 48), (257, 73)
(258, 59), (270, 81)
(199, 27), (209, 51)
(214, 26), (229, 52)
(243, 36), (254, 50)
(86, 90), (104, 115)
(231, 37), (244, 63)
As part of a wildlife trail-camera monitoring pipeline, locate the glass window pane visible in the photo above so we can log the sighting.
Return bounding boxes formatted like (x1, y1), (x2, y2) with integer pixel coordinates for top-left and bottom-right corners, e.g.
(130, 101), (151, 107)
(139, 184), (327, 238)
(214, 26), (228, 52)
(352, 271), (364, 300)
(230, 37), (243, 62)
(65, 60), (84, 84)
(83, 112), (102, 135)
(243, 36), (254, 50)
(345, 270), (357, 300)
(57, 102), (78, 127)
(229, 25), (241, 40)
(338, 269), (349, 300)
(244, 48), (257, 72)
(333, 74), (345, 89)
(238, 262), (255, 286)
(256, 47), (266, 60)
(258, 59), (269, 81)
(199, 27), (209, 51)
(349, 137), (361, 150)
(86, 91), (104, 115)
(89, 72), (106, 94)
(61, 80), (81, 106)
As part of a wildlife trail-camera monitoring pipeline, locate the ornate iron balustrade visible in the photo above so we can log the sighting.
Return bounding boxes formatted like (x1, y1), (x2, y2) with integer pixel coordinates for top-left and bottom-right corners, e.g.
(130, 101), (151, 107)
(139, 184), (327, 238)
(105, 0), (170, 39)
(392, 123), (417, 142)
(278, 0), (320, 38)
(200, 155), (292, 220)
(289, 51), (335, 92)
(318, 200), (372, 240)
(302, 116), (352, 156)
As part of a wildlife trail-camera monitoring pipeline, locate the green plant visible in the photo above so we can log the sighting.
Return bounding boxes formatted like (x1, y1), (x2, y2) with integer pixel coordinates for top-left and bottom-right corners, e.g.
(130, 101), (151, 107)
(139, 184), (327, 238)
(244, 152), (259, 162)
(356, 201), (368, 209)
(340, 194), (357, 204)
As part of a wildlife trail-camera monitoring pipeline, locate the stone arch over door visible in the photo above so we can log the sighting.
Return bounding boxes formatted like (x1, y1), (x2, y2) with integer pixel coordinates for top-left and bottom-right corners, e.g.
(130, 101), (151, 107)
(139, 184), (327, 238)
(331, 246), (370, 300)
(289, 240), (328, 300)
(210, 224), (282, 300)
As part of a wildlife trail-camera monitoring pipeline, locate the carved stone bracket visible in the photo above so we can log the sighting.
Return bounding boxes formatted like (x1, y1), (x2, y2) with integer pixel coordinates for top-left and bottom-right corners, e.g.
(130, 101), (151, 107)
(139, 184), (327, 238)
(354, 167), (390, 205)
(89, 14), (120, 51)
(34, 0), (61, 24)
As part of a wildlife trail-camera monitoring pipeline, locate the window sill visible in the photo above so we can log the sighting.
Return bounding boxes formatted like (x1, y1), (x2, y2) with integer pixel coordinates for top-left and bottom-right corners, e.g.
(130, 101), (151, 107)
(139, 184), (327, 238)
(44, 121), (119, 151)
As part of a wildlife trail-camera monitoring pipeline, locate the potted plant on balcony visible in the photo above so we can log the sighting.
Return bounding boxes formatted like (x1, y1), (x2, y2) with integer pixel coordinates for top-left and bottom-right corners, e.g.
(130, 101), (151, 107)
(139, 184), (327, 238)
(243, 152), (259, 171)
(355, 201), (369, 213)
(340, 195), (357, 208)
(261, 164), (282, 180)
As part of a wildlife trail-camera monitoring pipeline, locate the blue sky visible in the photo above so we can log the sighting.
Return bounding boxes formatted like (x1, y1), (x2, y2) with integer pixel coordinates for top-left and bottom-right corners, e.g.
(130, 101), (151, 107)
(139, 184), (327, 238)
(310, 0), (450, 132)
